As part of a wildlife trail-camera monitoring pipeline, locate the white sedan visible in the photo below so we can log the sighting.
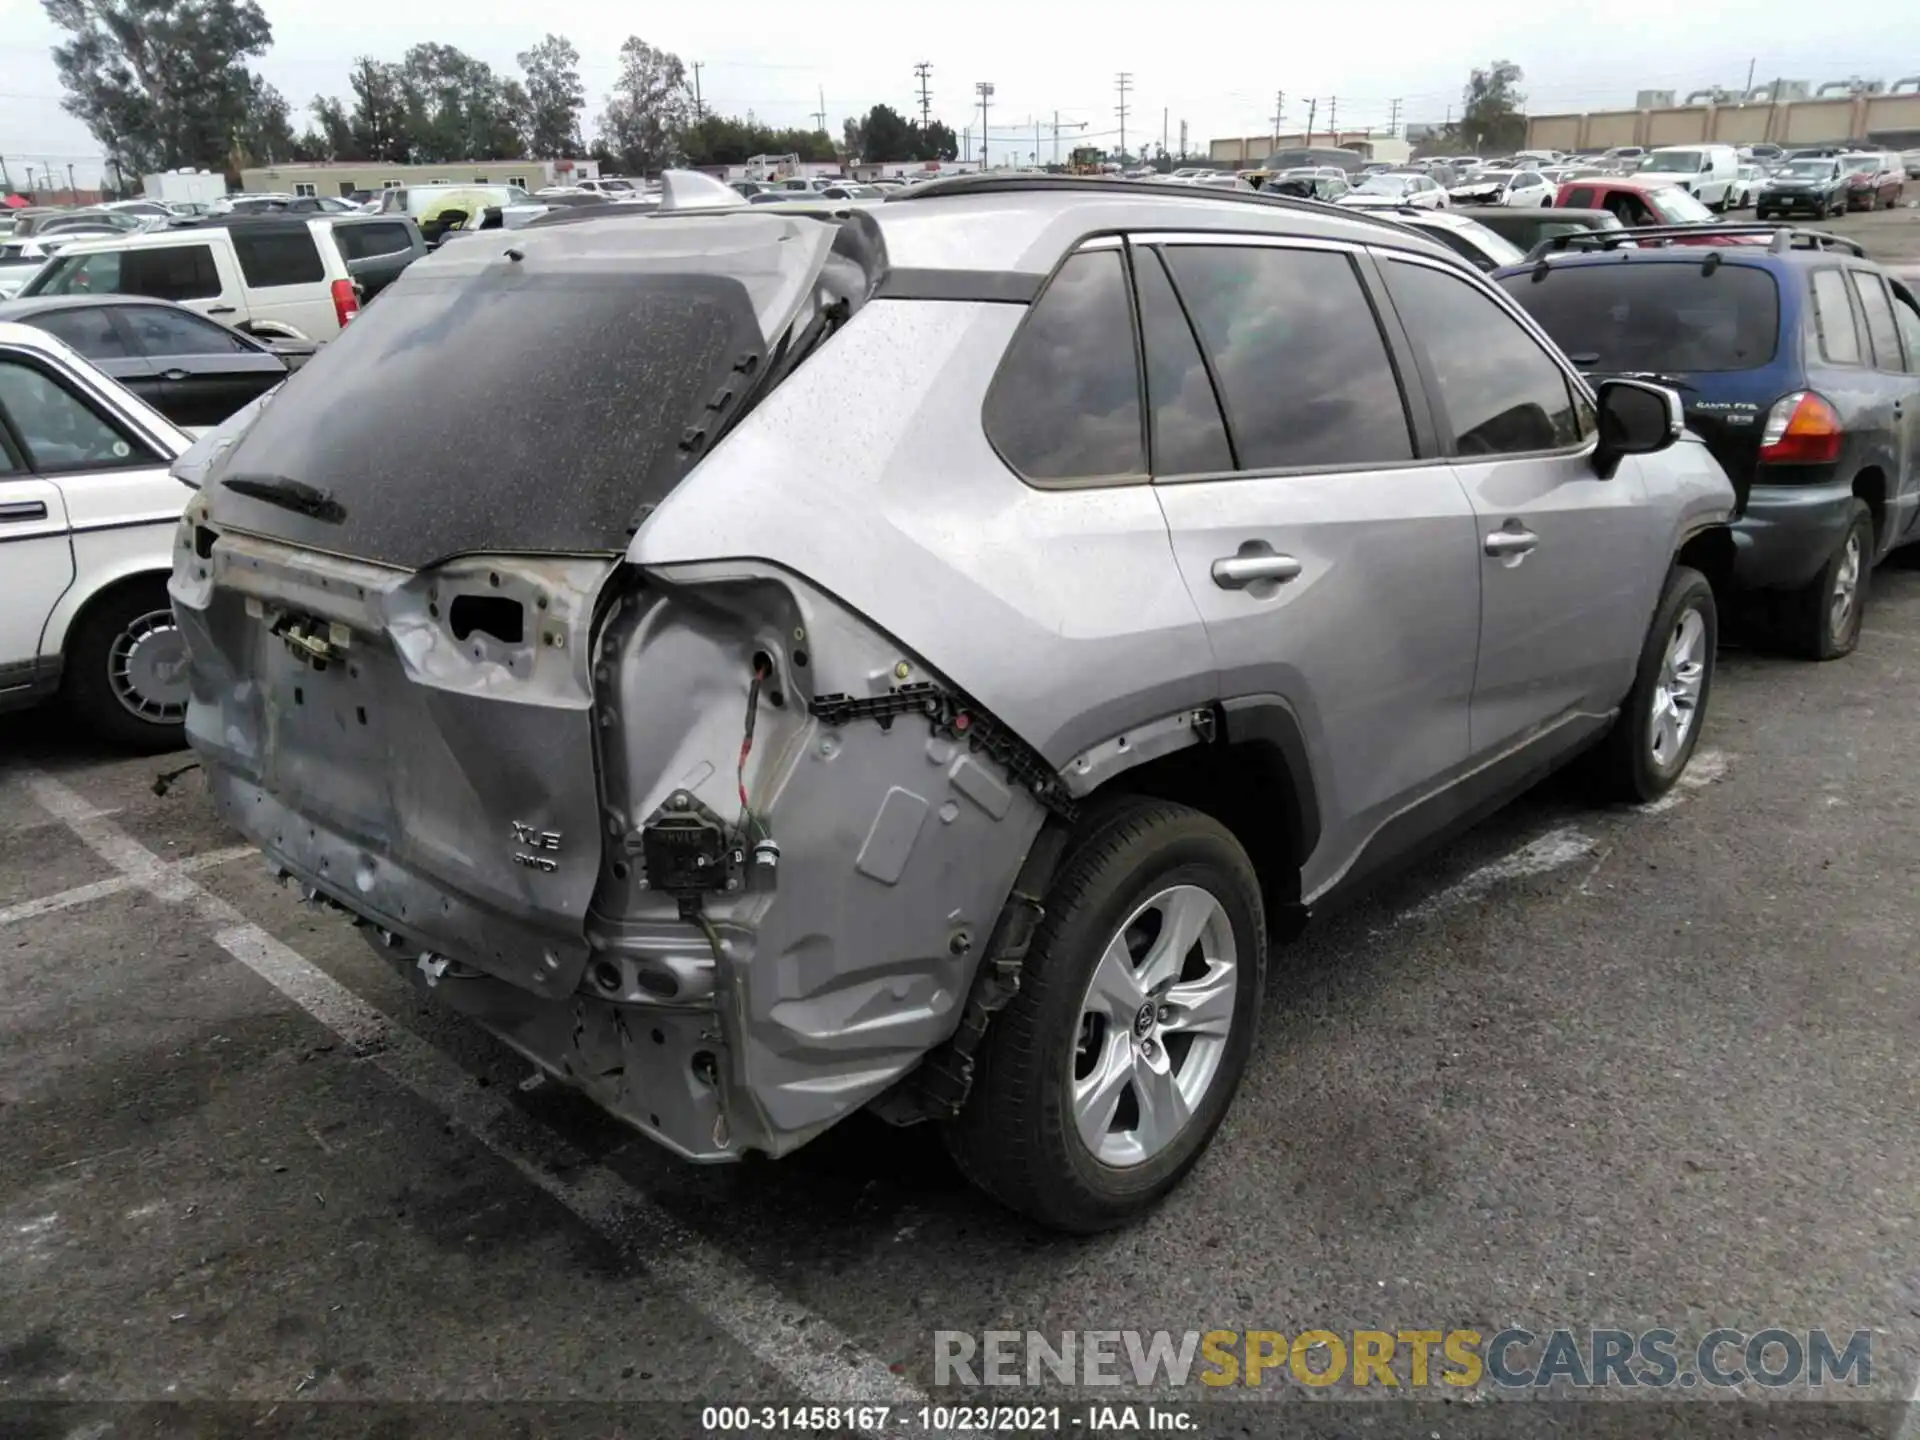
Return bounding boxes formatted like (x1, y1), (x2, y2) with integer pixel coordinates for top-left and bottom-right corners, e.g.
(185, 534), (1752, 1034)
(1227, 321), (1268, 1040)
(1338, 171), (1449, 209)
(0, 320), (195, 750)
(1447, 168), (1555, 207)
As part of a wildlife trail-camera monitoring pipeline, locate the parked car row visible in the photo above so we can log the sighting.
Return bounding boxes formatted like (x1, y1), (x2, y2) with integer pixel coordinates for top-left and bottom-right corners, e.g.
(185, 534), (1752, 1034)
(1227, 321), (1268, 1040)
(7, 173), (1918, 1236)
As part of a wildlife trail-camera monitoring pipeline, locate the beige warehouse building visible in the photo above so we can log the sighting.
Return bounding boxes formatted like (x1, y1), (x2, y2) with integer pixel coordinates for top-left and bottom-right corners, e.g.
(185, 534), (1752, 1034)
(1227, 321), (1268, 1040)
(238, 158), (602, 197)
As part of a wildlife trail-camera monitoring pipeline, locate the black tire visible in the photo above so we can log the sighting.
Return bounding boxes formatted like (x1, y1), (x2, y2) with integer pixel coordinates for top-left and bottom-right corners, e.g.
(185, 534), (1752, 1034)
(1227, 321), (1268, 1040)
(1589, 566), (1717, 804)
(1780, 498), (1873, 661)
(943, 799), (1266, 1232)
(1755, 208), (1771, 221)
(61, 578), (189, 753)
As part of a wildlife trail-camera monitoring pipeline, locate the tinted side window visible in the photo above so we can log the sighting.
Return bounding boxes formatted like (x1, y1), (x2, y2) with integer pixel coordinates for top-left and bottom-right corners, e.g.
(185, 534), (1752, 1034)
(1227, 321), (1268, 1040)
(1133, 247), (1232, 475)
(0, 356), (156, 472)
(232, 229), (325, 287)
(119, 244), (221, 301)
(1565, 186), (1597, 208)
(1385, 259), (1580, 456)
(1893, 289), (1920, 371)
(29, 308), (130, 360)
(983, 249), (1144, 483)
(334, 223), (412, 261)
(1849, 272), (1904, 372)
(1162, 245), (1412, 470)
(122, 306), (251, 357)
(1811, 269), (1863, 365)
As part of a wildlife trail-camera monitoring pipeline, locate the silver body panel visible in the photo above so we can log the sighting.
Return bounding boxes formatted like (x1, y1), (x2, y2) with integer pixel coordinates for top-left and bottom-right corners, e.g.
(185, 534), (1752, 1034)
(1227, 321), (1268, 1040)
(177, 183), (1736, 1164)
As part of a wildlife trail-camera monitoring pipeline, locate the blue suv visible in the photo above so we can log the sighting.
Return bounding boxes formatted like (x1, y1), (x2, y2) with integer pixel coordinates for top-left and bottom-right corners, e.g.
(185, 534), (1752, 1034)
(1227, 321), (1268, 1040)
(1497, 226), (1920, 657)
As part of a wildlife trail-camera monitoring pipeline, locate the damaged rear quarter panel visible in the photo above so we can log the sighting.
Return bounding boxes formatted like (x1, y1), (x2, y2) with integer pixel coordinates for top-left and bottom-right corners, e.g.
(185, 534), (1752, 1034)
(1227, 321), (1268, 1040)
(592, 563), (1047, 1150)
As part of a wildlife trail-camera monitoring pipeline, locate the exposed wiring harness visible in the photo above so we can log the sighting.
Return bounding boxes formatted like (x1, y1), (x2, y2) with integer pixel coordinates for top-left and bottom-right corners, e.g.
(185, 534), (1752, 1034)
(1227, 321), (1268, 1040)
(735, 654), (770, 842)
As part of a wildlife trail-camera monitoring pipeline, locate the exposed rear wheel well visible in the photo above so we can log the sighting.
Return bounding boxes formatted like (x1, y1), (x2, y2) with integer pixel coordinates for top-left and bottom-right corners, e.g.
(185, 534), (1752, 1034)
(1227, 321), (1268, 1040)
(1853, 468), (1887, 549)
(1082, 739), (1305, 920)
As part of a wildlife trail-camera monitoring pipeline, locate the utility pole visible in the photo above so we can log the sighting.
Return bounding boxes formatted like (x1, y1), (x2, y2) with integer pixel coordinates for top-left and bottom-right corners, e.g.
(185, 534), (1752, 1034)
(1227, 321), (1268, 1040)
(1271, 90), (1285, 150)
(67, 162), (76, 200)
(1327, 95), (1337, 143)
(1048, 112), (1086, 166)
(812, 86), (827, 135)
(976, 81), (993, 169)
(691, 63), (704, 122)
(1178, 118), (1188, 160)
(914, 62), (933, 128)
(0, 154), (10, 194)
(23, 165), (34, 199)
(962, 125), (971, 163)
(1304, 97), (1317, 144)
(1388, 98), (1402, 137)
(1743, 57), (1756, 97)
(1115, 72), (1132, 162)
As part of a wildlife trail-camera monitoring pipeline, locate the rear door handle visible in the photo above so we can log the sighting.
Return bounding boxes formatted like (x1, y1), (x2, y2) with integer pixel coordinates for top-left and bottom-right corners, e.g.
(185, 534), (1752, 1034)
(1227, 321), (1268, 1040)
(1484, 528), (1540, 557)
(162, 368), (190, 381)
(1211, 553), (1303, 588)
(0, 499), (49, 521)
(206, 305), (237, 315)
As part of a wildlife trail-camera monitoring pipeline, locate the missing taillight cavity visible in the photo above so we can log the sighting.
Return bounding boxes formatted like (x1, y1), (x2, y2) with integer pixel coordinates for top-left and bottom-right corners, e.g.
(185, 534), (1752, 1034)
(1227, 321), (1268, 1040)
(448, 594), (526, 645)
(193, 525), (217, 560)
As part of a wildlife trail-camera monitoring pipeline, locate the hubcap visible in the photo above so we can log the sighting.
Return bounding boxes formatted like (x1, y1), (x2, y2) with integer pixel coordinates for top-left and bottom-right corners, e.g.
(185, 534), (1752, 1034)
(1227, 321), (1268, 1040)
(1830, 533), (1862, 638)
(109, 609), (189, 724)
(1070, 884), (1237, 1168)
(1649, 607), (1706, 769)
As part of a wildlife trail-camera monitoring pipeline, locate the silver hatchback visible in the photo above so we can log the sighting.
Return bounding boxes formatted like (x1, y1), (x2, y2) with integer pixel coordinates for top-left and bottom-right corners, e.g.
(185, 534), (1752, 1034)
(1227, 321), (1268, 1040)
(172, 175), (1734, 1230)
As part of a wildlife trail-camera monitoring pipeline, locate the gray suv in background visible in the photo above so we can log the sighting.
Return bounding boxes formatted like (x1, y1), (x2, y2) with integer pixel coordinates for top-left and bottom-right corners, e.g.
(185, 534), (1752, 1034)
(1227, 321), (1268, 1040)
(171, 175), (1734, 1231)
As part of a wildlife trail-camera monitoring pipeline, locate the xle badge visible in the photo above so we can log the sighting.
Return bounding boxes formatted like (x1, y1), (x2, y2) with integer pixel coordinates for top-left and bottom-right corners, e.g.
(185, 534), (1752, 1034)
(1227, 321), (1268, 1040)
(511, 821), (562, 872)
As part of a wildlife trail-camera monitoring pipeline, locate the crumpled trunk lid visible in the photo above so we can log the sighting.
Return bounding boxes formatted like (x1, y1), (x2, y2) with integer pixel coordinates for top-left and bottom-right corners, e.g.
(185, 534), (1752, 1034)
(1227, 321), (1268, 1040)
(172, 527), (613, 995)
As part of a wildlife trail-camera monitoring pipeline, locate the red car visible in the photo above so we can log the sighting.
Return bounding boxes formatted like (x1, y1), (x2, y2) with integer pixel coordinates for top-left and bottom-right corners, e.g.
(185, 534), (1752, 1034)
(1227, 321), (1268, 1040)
(1554, 176), (1717, 227)
(1841, 152), (1905, 210)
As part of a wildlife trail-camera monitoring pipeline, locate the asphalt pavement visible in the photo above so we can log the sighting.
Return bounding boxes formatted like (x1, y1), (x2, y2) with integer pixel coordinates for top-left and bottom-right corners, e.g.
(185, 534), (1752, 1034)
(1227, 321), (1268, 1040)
(6, 215), (1920, 1440)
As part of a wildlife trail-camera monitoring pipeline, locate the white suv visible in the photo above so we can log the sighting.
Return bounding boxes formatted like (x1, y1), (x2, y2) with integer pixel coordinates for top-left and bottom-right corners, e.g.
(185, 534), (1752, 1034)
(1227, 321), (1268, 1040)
(19, 216), (365, 341)
(0, 321), (192, 749)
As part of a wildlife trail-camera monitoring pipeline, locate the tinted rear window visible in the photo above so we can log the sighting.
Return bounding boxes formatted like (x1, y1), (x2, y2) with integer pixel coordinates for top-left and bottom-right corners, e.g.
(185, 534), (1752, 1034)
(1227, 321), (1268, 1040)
(1499, 262), (1780, 374)
(206, 272), (761, 569)
(233, 228), (325, 287)
(334, 222), (413, 261)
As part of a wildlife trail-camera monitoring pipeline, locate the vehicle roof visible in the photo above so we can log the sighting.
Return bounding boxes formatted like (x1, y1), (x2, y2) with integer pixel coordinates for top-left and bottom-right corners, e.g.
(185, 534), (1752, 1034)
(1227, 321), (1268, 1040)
(1508, 242), (1872, 274)
(872, 174), (1465, 272)
(0, 293), (215, 318)
(1468, 206), (1618, 222)
(1557, 175), (1686, 193)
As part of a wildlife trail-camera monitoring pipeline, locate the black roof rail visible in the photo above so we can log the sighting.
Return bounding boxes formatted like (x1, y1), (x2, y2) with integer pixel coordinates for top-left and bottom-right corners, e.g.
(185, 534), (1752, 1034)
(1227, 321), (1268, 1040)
(1524, 222), (1867, 261)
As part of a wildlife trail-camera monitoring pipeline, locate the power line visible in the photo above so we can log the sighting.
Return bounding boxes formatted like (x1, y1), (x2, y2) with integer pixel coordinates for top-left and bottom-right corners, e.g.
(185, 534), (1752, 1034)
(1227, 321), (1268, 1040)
(914, 62), (932, 128)
(1115, 72), (1132, 161)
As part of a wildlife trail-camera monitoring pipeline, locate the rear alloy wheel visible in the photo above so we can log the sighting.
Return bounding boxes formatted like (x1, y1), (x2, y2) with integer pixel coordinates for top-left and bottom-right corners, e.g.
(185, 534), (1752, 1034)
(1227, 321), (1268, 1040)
(1588, 565), (1716, 803)
(1783, 499), (1872, 660)
(943, 799), (1265, 1232)
(62, 578), (190, 752)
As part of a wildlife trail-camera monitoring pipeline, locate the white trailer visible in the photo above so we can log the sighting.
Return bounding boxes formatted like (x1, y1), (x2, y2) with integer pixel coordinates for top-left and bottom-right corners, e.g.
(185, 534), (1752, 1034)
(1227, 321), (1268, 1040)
(141, 169), (228, 206)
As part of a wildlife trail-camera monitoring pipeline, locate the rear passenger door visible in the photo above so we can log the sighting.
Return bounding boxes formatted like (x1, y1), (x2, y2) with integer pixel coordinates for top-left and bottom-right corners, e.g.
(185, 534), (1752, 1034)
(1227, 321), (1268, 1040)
(117, 304), (287, 428)
(1375, 252), (1649, 755)
(1137, 235), (1483, 900)
(1844, 268), (1920, 545)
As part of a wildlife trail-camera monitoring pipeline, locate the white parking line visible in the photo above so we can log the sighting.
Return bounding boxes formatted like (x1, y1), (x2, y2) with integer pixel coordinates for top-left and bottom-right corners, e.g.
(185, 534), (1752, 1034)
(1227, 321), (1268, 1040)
(21, 771), (930, 1416)
(1394, 825), (1599, 929)
(1636, 746), (1729, 815)
(0, 845), (256, 929)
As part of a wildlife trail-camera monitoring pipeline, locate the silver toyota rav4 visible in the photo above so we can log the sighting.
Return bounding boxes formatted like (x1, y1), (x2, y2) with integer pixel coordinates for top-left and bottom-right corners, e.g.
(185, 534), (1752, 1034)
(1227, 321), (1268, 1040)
(171, 174), (1734, 1231)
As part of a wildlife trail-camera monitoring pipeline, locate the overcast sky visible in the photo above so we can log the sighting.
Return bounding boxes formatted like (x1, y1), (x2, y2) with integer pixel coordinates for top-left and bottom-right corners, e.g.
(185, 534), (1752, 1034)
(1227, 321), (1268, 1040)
(2, 0), (1916, 183)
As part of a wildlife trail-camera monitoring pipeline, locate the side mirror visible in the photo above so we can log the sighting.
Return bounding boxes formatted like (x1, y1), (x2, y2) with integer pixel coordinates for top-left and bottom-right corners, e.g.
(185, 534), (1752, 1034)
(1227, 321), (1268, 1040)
(1593, 378), (1683, 478)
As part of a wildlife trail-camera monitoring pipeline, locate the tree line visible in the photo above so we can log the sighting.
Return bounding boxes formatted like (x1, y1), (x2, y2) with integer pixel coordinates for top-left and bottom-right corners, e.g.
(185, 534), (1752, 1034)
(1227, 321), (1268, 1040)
(42, 0), (957, 181)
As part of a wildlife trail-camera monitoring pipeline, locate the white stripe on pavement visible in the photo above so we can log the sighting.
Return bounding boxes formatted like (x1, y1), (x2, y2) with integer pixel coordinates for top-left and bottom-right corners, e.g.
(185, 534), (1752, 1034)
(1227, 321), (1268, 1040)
(22, 771), (930, 1416)
(0, 845), (256, 929)
(1395, 825), (1598, 928)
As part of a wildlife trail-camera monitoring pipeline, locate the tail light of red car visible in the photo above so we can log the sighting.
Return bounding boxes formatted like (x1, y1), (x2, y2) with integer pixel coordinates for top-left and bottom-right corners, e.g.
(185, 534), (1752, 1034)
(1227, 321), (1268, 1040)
(1758, 391), (1843, 464)
(331, 278), (359, 327)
